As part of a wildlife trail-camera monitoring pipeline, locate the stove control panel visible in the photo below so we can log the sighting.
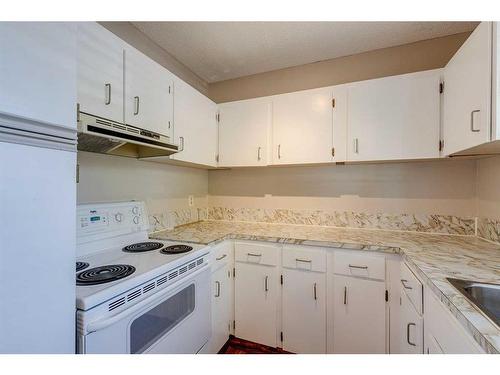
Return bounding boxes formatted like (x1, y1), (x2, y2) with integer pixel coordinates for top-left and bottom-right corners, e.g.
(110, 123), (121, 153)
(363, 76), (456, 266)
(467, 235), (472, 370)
(79, 209), (108, 229)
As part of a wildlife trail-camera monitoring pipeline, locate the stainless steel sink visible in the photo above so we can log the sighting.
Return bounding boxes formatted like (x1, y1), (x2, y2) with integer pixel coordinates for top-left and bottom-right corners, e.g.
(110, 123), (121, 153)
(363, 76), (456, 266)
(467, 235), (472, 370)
(447, 278), (500, 328)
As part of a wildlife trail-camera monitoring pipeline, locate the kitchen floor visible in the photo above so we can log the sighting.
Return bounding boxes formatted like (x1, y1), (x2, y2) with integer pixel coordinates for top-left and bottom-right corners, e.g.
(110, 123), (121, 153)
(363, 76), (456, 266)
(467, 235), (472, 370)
(219, 337), (292, 354)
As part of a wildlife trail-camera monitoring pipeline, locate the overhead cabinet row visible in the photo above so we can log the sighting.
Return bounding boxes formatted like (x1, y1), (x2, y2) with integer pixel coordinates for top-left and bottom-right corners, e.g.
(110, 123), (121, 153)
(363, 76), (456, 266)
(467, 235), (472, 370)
(218, 69), (442, 166)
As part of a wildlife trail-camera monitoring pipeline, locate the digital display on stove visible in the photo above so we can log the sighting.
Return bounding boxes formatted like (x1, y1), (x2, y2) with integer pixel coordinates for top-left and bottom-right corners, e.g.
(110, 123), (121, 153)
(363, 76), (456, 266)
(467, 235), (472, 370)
(90, 216), (101, 222)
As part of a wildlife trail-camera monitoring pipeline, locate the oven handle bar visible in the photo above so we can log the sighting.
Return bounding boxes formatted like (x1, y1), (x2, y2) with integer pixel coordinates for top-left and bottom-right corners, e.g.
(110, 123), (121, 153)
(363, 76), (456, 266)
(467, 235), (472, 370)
(85, 265), (209, 334)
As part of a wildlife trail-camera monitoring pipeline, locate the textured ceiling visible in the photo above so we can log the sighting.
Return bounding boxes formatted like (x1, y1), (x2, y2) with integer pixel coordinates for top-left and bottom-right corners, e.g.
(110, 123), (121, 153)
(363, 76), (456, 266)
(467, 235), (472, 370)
(132, 22), (478, 83)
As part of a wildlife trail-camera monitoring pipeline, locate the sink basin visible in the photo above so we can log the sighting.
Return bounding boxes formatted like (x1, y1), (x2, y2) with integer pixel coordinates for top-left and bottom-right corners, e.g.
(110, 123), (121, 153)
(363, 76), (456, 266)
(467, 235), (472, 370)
(447, 278), (500, 328)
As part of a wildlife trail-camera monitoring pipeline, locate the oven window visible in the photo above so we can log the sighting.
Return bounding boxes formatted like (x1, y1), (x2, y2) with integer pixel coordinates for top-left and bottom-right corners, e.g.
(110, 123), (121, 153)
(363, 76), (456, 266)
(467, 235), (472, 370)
(130, 284), (195, 354)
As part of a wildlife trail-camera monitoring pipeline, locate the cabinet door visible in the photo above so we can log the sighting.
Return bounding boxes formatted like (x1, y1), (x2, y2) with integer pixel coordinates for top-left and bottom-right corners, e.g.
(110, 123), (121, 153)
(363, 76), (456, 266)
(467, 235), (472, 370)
(0, 22), (76, 129)
(399, 291), (423, 354)
(282, 269), (326, 353)
(210, 264), (232, 353)
(124, 46), (173, 137)
(171, 78), (218, 167)
(443, 22), (492, 155)
(347, 70), (441, 162)
(77, 22), (124, 123)
(272, 87), (334, 165)
(332, 275), (386, 353)
(218, 98), (271, 167)
(234, 262), (278, 347)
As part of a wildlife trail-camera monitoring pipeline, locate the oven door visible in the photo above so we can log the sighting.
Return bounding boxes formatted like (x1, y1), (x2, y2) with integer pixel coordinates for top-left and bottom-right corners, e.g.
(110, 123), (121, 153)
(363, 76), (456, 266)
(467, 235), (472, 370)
(82, 266), (211, 354)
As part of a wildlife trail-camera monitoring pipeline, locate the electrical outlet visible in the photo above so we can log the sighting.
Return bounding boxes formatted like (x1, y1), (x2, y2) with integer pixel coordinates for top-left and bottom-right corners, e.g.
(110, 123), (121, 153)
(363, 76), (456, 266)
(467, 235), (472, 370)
(188, 195), (194, 207)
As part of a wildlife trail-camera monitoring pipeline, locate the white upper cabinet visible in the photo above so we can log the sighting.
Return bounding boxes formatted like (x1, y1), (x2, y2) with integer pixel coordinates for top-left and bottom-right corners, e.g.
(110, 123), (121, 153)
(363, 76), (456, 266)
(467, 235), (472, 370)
(443, 22), (495, 156)
(170, 77), (218, 167)
(272, 87), (336, 165)
(77, 23), (124, 123)
(218, 98), (271, 167)
(0, 22), (76, 129)
(346, 69), (441, 162)
(124, 46), (173, 137)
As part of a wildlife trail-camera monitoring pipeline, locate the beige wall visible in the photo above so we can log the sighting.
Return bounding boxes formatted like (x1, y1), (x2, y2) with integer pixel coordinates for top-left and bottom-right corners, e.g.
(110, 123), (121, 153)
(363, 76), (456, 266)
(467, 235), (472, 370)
(476, 155), (500, 219)
(208, 159), (477, 217)
(99, 22), (209, 96)
(208, 32), (470, 103)
(77, 152), (208, 212)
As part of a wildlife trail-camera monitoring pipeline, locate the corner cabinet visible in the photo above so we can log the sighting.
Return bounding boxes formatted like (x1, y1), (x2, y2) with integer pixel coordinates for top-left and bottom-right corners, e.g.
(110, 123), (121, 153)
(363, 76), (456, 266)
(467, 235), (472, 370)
(218, 98), (272, 167)
(0, 22), (77, 129)
(170, 77), (218, 167)
(346, 69), (441, 162)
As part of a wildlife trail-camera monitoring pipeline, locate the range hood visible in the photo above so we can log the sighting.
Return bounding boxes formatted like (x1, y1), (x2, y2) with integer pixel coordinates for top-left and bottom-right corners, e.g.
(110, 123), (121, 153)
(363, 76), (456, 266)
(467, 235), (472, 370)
(77, 111), (180, 158)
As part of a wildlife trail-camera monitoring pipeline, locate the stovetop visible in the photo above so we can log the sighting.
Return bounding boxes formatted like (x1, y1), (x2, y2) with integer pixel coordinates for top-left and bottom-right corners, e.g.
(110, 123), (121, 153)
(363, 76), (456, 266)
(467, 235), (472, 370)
(76, 239), (207, 311)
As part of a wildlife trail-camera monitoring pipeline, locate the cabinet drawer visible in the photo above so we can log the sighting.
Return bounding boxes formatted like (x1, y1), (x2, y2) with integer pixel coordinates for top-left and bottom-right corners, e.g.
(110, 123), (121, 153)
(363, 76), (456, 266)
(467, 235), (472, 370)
(282, 246), (326, 273)
(235, 242), (279, 266)
(333, 252), (385, 280)
(400, 262), (423, 315)
(211, 242), (233, 270)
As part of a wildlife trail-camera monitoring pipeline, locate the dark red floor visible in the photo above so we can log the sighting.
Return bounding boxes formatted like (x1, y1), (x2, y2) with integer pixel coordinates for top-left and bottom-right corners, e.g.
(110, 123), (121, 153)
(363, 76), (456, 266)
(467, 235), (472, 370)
(219, 336), (292, 354)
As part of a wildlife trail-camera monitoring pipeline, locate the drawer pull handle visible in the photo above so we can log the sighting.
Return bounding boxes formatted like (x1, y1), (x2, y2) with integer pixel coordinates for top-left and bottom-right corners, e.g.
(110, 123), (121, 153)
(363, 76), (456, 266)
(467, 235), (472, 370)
(296, 258), (312, 263)
(313, 283), (317, 300)
(401, 279), (413, 290)
(215, 281), (221, 298)
(216, 254), (227, 261)
(348, 264), (368, 269)
(105, 83), (111, 105)
(407, 323), (416, 346)
(265, 276), (269, 292)
(247, 253), (262, 257)
(343, 286), (347, 305)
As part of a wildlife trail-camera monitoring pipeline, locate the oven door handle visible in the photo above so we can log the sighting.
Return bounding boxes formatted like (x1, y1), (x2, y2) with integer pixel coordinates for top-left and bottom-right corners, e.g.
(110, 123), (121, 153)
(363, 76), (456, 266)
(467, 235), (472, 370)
(85, 265), (209, 334)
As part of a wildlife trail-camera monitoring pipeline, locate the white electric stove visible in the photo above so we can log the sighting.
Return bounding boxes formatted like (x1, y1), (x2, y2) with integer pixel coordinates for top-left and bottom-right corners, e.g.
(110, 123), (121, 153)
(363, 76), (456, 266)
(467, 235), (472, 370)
(75, 201), (211, 354)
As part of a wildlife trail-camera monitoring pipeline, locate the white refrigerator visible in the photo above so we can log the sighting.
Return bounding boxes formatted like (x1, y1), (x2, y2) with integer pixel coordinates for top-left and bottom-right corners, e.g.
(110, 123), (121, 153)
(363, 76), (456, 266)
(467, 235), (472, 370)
(0, 22), (77, 353)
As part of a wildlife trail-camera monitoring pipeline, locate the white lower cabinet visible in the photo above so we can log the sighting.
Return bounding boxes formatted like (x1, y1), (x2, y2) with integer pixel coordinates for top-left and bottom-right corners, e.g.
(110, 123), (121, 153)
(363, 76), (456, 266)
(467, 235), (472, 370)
(282, 268), (326, 353)
(332, 274), (387, 353)
(399, 291), (423, 353)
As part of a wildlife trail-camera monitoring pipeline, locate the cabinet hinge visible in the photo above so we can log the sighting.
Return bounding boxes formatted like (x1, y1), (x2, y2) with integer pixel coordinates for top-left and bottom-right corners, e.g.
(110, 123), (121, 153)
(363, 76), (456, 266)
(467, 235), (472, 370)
(216, 113), (220, 123)
(439, 139), (444, 152)
(280, 332), (283, 342)
(233, 267), (235, 278)
(76, 164), (80, 184)
(332, 98), (335, 108)
(385, 290), (389, 302)
(331, 147), (335, 157)
(168, 85), (171, 94)
(439, 82), (444, 94)
(233, 320), (236, 330)
(280, 274), (283, 285)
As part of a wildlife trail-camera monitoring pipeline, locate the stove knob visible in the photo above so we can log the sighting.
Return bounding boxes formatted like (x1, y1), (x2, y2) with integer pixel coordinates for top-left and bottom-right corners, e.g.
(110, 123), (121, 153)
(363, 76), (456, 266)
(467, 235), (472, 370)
(132, 206), (139, 215)
(115, 213), (123, 223)
(133, 216), (140, 225)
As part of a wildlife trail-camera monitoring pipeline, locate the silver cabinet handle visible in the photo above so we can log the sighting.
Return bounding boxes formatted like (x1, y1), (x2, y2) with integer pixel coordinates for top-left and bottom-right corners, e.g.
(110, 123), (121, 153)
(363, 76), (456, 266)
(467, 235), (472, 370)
(105, 83), (111, 105)
(407, 323), (416, 346)
(168, 120), (171, 129)
(216, 254), (227, 261)
(348, 264), (368, 269)
(278, 144), (281, 159)
(313, 283), (317, 300)
(296, 258), (312, 263)
(247, 252), (262, 257)
(401, 279), (413, 290)
(343, 286), (347, 305)
(354, 138), (359, 154)
(265, 276), (269, 292)
(257, 146), (261, 161)
(179, 136), (184, 151)
(134, 96), (140, 115)
(215, 281), (221, 297)
(470, 110), (480, 132)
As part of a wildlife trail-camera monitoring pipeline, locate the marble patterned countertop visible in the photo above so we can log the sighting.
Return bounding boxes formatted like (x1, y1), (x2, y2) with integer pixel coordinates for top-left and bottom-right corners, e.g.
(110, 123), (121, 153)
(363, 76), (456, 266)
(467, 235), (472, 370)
(151, 220), (500, 354)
